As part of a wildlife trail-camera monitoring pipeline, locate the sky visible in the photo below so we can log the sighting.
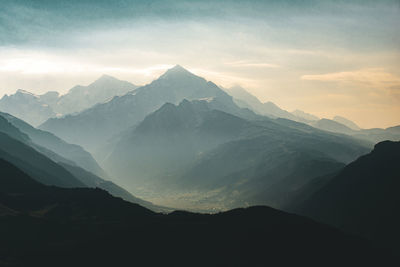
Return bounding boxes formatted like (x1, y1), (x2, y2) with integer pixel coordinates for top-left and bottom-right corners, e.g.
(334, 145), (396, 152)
(0, 0), (399, 128)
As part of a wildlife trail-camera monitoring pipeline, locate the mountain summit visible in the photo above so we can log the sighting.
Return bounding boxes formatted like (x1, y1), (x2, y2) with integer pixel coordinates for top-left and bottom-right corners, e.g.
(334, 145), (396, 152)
(0, 89), (55, 126)
(39, 66), (248, 153)
(160, 65), (192, 77)
(54, 74), (138, 114)
(0, 75), (138, 125)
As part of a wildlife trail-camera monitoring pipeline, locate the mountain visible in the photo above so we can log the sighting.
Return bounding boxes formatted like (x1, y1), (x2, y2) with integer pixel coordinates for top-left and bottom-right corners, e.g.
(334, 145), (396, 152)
(333, 115), (361, 130)
(104, 99), (256, 190)
(39, 91), (60, 107)
(311, 118), (355, 135)
(0, 130), (84, 188)
(0, 89), (56, 126)
(311, 118), (400, 143)
(0, 159), (392, 266)
(0, 116), (159, 210)
(58, 162), (161, 211)
(40, 65), (257, 153)
(224, 87), (399, 143)
(52, 74), (138, 114)
(293, 141), (400, 251)
(292, 109), (319, 121)
(104, 99), (370, 211)
(353, 126), (400, 143)
(0, 75), (137, 127)
(0, 112), (106, 178)
(225, 86), (299, 121)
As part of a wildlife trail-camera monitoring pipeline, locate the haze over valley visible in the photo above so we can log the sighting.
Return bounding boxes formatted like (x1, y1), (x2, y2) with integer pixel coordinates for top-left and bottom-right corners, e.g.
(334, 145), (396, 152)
(0, 1), (399, 266)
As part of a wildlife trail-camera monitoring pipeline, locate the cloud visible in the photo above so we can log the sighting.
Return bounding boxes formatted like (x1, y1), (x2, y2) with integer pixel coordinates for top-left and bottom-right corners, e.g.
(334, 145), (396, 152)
(301, 68), (400, 89)
(224, 61), (280, 68)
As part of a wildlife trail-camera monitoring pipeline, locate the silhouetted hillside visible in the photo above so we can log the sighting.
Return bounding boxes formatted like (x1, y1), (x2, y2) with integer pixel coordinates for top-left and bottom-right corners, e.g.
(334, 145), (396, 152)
(0, 112), (106, 177)
(0, 131), (84, 188)
(0, 116), (158, 210)
(294, 141), (400, 252)
(0, 160), (393, 266)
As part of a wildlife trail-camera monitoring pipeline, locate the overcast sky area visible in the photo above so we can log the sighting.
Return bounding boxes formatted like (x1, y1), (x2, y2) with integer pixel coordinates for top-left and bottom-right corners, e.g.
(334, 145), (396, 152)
(0, 0), (399, 128)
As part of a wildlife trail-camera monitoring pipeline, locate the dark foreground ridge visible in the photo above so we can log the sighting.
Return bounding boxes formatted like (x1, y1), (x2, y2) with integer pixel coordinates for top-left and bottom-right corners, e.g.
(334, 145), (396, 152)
(0, 159), (395, 267)
(294, 141), (400, 253)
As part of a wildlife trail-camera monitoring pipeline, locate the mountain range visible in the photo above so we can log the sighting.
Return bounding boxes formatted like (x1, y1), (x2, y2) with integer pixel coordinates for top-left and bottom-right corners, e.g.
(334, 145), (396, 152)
(226, 85), (400, 143)
(0, 75), (137, 126)
(0, 113), (158, 210)
(1, 64), (399, 266)
(40, 65), (258, 154)
(0, 157), (394, 266)
(225, 86), (302, 121)
(31, 65), (399, 211)
(103, 96), (370, 210)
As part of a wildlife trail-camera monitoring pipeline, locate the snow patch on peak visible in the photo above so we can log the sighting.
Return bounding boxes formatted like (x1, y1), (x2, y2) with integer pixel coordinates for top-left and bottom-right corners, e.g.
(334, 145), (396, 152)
(16, 89), (38, 98)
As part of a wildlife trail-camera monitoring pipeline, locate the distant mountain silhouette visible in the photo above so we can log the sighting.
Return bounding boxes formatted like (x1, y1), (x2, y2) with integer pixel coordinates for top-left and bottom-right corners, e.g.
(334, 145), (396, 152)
(0, 159), (392, 266)
(311, 118), (400, 143)
(104, 99), (370, 210)
(0, 89), (56, 126)
(53, 74), (138, 114)
(40, 65), (258, 153)
(353, 126), (400, 143)
(224, 87), (399, 143)
(293, 141), (400, 251)
(333, 115), (361, 130)
(311, 118), (355, 135)
(225, 86), (300, 121)
(0, 116), (158, 210)
(0, 112), (106, 177)
(224, 86), (324, 125)
(0, 75), (137, 126)
(291, 109), (320, 121)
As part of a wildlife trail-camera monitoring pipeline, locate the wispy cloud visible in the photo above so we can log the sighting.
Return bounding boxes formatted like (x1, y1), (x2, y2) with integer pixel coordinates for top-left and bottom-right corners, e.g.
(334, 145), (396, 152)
(225, 61), (280, 68)
(301, 68), (400, 89)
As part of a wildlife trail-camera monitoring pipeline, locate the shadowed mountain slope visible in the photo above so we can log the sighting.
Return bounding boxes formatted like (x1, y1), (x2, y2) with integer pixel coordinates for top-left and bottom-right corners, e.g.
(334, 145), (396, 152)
(104, 99), (370, 211)
(40, 66), (258, 153)
(0, 112), (106, 178)
(0, 159), (393, 267)
(0, 131), (84, 188)
(0, 116), (159, 210)
(294, 141), (400, 252)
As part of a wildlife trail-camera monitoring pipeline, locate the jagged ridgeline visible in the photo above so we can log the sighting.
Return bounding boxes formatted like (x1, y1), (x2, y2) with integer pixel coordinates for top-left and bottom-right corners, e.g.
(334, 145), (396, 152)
(0, 65), (399, 266)
(0, 158), (394, 266)
(37, 66), (372, 210)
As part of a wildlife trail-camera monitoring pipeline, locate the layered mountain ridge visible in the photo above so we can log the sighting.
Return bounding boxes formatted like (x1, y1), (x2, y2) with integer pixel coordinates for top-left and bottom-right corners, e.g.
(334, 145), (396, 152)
(40, 65), (258, 153)
(104, 96), (370, 210)
(0, 158), (393, 266)
(0, 75), (137, 126)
